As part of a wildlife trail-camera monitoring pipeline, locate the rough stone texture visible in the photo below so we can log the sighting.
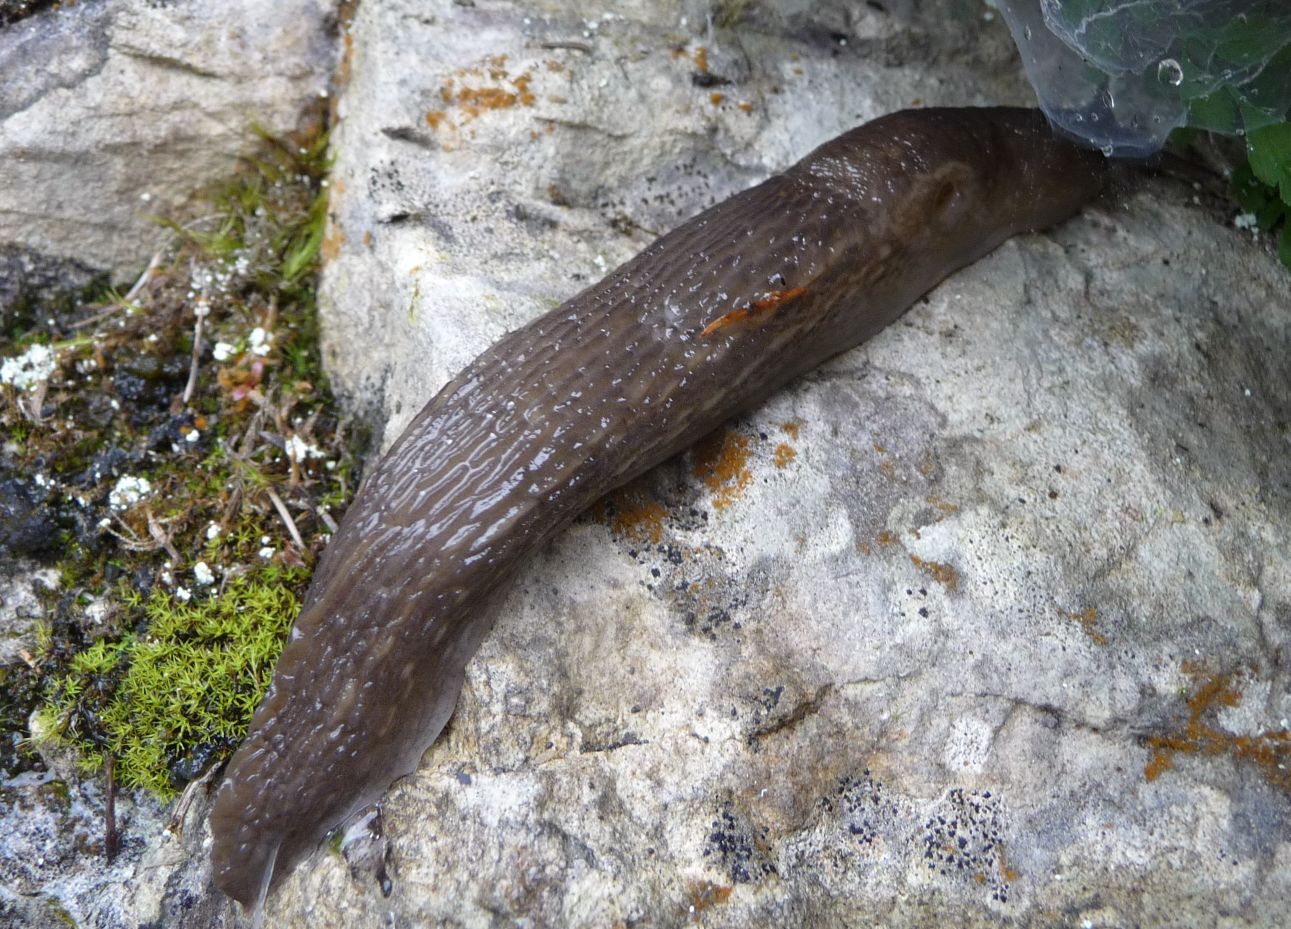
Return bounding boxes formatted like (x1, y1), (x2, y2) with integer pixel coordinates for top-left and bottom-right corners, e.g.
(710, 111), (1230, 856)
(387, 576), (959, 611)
(299, 1), (1291, 928)
(0, 0), (338, 280)
(5, 0), (1291, 927)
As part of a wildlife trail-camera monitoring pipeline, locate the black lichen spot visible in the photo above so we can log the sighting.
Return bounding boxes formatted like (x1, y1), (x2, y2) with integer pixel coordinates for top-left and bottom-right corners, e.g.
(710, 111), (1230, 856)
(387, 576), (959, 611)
(820, 769), (901, 850)
(702, 799), (776, 884)
(920, 787), (1015, 903)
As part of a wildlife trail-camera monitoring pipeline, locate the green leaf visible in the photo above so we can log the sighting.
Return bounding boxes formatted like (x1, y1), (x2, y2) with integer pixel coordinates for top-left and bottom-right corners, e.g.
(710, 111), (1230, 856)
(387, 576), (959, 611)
(1247, 123), (1291, 203)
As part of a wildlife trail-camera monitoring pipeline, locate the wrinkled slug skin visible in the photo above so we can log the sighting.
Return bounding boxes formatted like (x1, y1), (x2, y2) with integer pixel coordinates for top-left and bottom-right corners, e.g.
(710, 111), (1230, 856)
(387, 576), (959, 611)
(210, 107), (1104, 906)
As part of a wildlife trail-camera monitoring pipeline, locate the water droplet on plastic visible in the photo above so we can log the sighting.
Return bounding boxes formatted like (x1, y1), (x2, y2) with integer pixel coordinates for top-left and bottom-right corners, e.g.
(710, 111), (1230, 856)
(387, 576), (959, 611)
(1157, 58), (1184, 87)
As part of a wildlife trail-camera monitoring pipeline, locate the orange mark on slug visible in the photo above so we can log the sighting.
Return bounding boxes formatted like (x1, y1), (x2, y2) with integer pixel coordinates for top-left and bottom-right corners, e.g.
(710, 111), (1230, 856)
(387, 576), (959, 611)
(700, 287), (808, 337)
(693, 431), (752, 510)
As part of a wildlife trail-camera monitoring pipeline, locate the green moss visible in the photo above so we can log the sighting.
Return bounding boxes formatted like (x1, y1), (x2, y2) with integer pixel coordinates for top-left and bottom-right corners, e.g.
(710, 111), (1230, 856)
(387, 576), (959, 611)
(38, 571), (302, 797)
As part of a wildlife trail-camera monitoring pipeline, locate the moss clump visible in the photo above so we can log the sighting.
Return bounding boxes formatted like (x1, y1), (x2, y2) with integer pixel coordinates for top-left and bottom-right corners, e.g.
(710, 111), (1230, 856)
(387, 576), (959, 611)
(35, 570), (302, 797)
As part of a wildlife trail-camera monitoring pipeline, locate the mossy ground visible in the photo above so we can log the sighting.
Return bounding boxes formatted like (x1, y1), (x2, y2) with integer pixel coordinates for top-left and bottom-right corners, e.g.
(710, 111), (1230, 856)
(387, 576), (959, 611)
(0, 124), (365, 798)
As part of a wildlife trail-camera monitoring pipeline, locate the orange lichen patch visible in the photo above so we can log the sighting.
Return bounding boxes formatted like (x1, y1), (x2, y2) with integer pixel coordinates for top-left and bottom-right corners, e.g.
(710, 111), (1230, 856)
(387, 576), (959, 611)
(693, 430), (752, 510)
(910, 554), (958, 592)
(772, 443), (796, 469)
(426, 56), (537, 134)
(737, 101), (754, 114)
(545, 59), (565, 73)
(1144, 749), (1173, 781)
(926, 494), (958, 518)
(321, 223), (344, 261)
(781, 420), (801, 440)
(1144, 663), (1291, 792)
(1064, 607), (1108, 645)
(997, 846), (1020, 883)
(693, 46), (709, 74)
(608, 494), (667, 545)
(709, 92), (725, 107)
(362, 230), (373, 248)
(700, 287), (807, 337)
(876, 530), (898, 547)
(686, 880), (733, 918)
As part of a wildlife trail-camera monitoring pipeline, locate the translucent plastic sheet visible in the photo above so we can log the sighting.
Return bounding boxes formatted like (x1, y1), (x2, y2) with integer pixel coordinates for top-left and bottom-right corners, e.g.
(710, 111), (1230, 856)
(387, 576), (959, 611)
(996, 0), (1291, 156)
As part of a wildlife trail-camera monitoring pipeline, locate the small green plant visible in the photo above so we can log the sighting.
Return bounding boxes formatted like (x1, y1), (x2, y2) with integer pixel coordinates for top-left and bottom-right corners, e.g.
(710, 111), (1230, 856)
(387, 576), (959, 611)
(1233, 125), (1291, 269)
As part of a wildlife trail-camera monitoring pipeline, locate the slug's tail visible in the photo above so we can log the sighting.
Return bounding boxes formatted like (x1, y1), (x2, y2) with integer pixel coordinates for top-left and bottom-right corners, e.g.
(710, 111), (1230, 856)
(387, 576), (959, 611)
(210, 781), (282, 911)
(248, 840), (278, 929)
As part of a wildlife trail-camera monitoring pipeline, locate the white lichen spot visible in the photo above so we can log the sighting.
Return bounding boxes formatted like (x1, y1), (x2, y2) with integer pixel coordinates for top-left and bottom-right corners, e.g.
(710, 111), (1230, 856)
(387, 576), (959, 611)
(174, 586), (192, 602)
(108, 475), (152, 511)
(193, 561), (215, 586)
(249, 327), (273, 356)
(1, 343), (57, 390)
(206, 522), (222, 541)
(1234, 212), (1259, 232)
(284, 435), (324, 463)
(258, 545), (275, 560)
(212, 341), (236, 362)
(185, 428), (201, 443)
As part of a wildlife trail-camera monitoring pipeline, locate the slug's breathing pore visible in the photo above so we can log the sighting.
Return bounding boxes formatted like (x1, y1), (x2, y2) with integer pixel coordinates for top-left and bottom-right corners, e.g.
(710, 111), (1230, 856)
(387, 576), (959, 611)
(210, 107), (1105, 908)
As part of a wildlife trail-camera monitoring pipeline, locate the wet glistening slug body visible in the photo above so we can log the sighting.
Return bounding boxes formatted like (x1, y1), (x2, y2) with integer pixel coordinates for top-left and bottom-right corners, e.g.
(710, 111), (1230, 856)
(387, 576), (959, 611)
(209, 107), (1106, 910)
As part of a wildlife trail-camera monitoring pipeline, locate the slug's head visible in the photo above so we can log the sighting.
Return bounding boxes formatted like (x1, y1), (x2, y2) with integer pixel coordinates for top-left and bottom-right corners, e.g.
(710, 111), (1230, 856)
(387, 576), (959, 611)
(894, 107), (1106, 245)
(801, 106), (1106, 267)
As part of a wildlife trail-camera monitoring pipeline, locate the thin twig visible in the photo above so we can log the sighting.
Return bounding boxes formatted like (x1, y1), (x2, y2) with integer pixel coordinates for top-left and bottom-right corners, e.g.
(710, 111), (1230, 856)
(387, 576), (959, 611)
(105, 754), (120, 863)
(123, 249), (166, 303)
(182, 303), (206, 405)
(146, 510), (182, 563)
(166, 762), (220, 836)
(540, 40), (592, 52)
(313, 504), (339, 535)
(265, 486), (305, 551)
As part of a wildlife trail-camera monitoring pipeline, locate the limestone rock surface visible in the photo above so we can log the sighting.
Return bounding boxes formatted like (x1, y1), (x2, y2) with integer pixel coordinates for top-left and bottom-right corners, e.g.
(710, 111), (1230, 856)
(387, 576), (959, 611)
(0, 0), (338, 279)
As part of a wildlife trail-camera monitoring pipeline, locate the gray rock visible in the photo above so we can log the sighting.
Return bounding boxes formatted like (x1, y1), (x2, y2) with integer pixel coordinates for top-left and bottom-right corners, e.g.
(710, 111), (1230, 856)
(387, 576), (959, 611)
(0, 0), (338, 280)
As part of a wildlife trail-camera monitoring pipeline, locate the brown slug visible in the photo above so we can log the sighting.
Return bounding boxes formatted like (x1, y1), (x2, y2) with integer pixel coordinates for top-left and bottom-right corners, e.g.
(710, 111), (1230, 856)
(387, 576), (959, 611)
(209, 107), (1105, 910)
